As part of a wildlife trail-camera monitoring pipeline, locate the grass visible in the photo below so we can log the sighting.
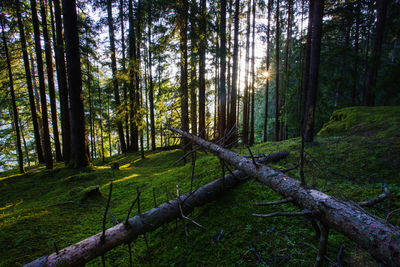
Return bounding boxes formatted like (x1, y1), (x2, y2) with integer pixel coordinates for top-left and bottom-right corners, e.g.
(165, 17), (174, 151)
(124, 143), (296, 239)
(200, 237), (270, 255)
(1, 106), (400, 266)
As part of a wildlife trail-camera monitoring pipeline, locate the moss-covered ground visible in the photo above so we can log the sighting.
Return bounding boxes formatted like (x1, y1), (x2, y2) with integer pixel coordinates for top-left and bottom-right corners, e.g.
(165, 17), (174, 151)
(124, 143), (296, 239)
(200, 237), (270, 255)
(1, 106), (400, 266)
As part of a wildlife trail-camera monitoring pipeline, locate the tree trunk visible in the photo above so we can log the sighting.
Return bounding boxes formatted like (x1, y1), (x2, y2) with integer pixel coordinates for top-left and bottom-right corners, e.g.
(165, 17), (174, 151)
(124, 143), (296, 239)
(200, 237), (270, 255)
(31, 0), (53, 169)
(218, 0), (227, 141)
(128, 0), (138, 152)
(148, 12), (156, 151)
(189, 0), (198, 137)
(227, 0), (239, 146)
(363, 0), (387, 106)
(304, 0), (324, 142)
(107, 0), (127, 153)
(167, 127), (400, 267)
(274, 0), (280, 141)
(177, 0), (189, 161)
(263, 0), (272, 142)
(120, 0), (130, 150)
(62, 0), (90, 167)
(249, 0), (256, 145)
(1, 20), (24, 173)
(16, 2), (44, 164)
(242, 0), (251, 145)
(351, 0), (361, 105)
(50, 0), (71, 163)
(40, 0), (62, 162)
(198, 0), (206, 139)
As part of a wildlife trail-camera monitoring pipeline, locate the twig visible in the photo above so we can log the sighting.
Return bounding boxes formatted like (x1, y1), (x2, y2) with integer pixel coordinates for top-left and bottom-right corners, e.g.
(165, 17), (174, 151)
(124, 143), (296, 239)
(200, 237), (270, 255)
(314, 221), (329, 267)
(302, 242), (336, 265)
(136, 187), (149, 250)
(300, 132), (306, 186)
(249, 241), (269, 267)
(328, 169), (360, 183)
(190, 151), (197, 192)
(280, 163), (299, 173)
(336, 244), (345, 267)
(100, 205), (119, 225)
(176, 185), (206, 232)
(247, 146), (259, 168)
(53, 241), (59, 255)
(125, 192), (141, 225)
(153, 188), (157, 208)
(252, 210), (317, 218)
(216, 229), (223, 242)
(101, 183), (113, 244)
(128, 243), (133, 267)
(171, 147), (200, 166)
(253, 197), (293, 206)
(359, 184), (390, 207)
(386, 208), (400, 222)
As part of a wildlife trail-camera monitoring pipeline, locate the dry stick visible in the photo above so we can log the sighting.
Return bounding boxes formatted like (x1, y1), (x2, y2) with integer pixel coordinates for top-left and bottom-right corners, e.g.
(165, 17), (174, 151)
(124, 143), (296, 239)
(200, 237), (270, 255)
(359, 184), (390, 207)
(252, 210), (317, 218)
(100, 205), (119, 225)
(280, 163), (299, 173)
(302, 242), (336, 265)
(190, 151), (197, 192)
(153, 188), (157, 208)
(300, 132), (306, 185)
(387, 208), (400, 222)
(125, 192), (141, 225)
(253, 197), (293, 206)
(314, 221), (329, 267)
(176, 185), (188, 240)
(136, 187), (149, 251)
(336, 244), (345, 267)
(128, 243), (133, 267)
(249, 241), (269, 267)
(171, 146), (200, 166)
(101, 183), (113, 244)
(246, 146), (258, 168)
(53, 242), (59, 255)
(176, 185), (206, 232)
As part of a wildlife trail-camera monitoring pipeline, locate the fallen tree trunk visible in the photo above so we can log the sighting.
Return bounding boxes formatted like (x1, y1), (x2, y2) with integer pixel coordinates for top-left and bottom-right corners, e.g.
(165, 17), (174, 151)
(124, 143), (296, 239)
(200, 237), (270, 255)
(167, 127), (400, 266)
(25, 173), (248, 266)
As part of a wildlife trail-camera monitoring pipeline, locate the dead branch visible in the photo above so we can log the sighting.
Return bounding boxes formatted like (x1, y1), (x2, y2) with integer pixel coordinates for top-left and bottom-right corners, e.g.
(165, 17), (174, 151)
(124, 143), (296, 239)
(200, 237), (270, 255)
(387, 208), (400, 222)
(176, 185), (206, 232)
(249, 241), (269, 267)
(252, 210), (317, 218)
(314, 221), (329, 267)
(280, 163), (299, 173)
(253, 197), (294, 206)
(359, 184), (390, 207)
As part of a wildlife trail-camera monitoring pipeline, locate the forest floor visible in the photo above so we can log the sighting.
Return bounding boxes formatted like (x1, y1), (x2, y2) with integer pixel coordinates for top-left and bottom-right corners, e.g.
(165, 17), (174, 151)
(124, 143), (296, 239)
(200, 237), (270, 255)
(1, 106), (400, 266)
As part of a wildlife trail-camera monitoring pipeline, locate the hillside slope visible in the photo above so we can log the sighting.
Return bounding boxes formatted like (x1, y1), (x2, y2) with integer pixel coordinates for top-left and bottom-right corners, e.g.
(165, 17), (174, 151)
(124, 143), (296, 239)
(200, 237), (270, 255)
(1, 106), (399, 266)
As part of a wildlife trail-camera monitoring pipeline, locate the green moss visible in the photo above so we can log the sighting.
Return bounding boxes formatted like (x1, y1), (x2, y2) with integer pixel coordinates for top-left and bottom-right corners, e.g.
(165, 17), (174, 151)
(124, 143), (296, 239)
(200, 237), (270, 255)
(318, 106), (400, 138)
(1, 106), (400, 266)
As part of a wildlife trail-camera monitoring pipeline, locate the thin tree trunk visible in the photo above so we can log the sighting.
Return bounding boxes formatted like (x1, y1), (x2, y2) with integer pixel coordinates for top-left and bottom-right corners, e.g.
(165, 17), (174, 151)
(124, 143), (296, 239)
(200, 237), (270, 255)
(120, 0), (130, 150)
(16, 1), (44, 164)
(62, 0), (90, 167)
(40, 0), (62, 162)
(274, 0), (280, 142)
(351, 0), (361, 105)
(107, 0), (127, 153)
(189, 0), (198, 136)
(20, 121), (31, 167)
(304, 0), (324, 142)
(50, 0), (71, 163)
(242, 0), (251, 145)
(263, 0), (272, 142)
(218, 0), (227, 141)
(97, 69), (105, 163)
(198, 0), (206, 139)
(249, 0), (256, 145)
(31, 0), (53, 169)
(228, 0), (239, 146)
(148, 12), (156, 150)
(178, 0), (189, 162)
(364, 0), (387, 106)
(301, 0), (313, 134)
(1, 20), (24, 173)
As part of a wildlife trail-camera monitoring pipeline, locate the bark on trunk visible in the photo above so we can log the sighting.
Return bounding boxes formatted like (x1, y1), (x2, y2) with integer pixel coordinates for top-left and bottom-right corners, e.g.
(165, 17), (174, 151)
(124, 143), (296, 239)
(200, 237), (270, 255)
(147, 14), (156, 151)
(218, 0), (227, 140)
(263, 0), (271, 142)
(249, 0), (256, 145)
(40, 0), (62, 162)
(198, 0), (206, 139)
(167, 127), (400, 266)
(242, 0), (251, 145)
(50, 0), (71, 164)
(274, 0), (280, 141)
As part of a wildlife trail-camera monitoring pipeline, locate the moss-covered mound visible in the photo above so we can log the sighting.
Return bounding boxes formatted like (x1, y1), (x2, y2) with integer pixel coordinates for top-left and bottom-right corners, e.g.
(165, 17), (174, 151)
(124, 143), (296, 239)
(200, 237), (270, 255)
(318, 106), (400, 138)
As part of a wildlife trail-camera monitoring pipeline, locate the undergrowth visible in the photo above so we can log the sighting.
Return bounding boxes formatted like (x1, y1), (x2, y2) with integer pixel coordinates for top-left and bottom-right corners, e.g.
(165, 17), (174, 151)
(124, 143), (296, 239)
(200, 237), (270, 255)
(1, 107), (399, 266)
